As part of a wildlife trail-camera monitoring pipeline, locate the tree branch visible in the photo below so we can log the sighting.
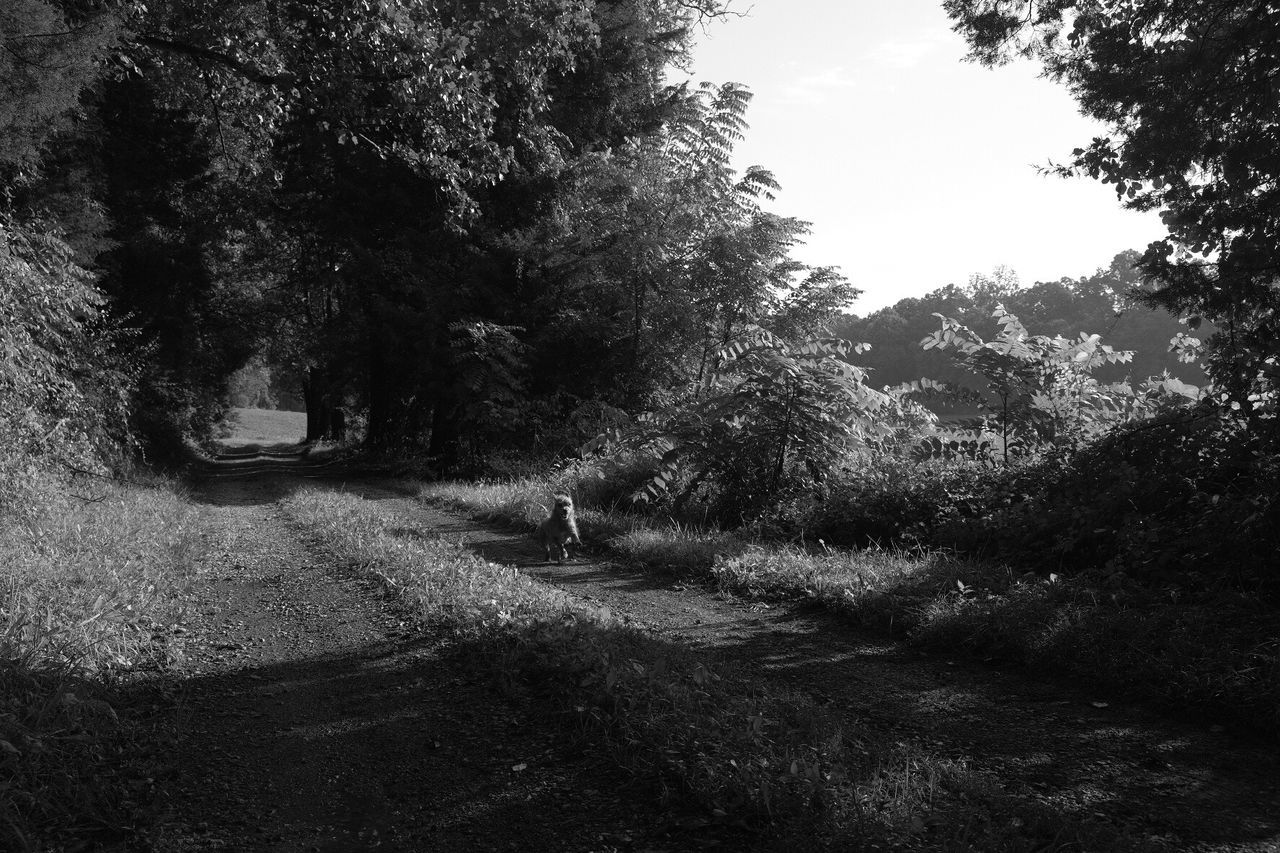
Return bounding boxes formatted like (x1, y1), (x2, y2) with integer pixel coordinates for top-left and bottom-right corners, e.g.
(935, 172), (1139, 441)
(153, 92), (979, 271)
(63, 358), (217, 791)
(139, 34), (293, 87)
(60, 460), (161, 490)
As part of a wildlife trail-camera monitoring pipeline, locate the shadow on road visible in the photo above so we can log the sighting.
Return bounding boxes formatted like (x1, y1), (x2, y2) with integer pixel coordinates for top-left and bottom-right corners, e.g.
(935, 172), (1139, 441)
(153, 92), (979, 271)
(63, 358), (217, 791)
(153, 632), (682, 852)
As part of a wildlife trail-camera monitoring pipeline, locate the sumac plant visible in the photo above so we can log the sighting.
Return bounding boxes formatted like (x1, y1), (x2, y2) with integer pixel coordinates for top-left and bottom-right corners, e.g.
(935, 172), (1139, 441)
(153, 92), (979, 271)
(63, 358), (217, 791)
(584, 326), (896, 521)
(902, 305), (1197, 465)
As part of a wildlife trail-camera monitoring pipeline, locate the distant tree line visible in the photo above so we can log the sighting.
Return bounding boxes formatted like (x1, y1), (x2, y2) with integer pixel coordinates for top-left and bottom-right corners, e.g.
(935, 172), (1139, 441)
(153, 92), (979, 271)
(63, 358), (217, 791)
(833, 252), (1209, 401)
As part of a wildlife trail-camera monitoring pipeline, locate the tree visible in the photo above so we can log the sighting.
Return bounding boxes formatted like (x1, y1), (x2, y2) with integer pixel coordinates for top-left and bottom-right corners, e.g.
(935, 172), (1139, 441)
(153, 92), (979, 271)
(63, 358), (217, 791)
(0, 216), (135, 511)
(946, 0), (1280, 421)
(0, 2), (146, 491)
(585, 326), (892, 521)
(8, 0), (855, 473)
(510, 82), (855, 419)
(136, 0), (735, 457)
(908, 304), (1197, 465)
(0, 1), (128, 172)
(92, 74), (260, 454)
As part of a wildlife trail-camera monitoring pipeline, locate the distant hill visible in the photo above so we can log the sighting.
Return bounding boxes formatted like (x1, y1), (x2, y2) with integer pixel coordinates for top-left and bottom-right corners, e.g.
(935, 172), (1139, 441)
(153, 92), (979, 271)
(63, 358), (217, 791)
(832, 250), (1210, 393)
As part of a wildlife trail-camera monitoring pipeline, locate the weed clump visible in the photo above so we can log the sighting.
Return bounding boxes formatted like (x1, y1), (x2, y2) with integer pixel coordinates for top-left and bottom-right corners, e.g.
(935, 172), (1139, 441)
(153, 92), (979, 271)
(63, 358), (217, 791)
(935, 412), (1280, 592)
(0, 476), (197, 850)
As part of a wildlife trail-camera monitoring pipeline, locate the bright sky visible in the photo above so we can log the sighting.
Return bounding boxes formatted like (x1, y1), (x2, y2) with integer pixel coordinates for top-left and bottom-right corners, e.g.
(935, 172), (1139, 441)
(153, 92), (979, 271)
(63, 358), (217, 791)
(682, 0), (1166, 314)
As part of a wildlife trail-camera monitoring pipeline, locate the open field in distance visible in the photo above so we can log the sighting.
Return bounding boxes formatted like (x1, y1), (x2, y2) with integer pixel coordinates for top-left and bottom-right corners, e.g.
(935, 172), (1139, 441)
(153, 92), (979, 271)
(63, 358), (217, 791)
(220, 408), (306, 448)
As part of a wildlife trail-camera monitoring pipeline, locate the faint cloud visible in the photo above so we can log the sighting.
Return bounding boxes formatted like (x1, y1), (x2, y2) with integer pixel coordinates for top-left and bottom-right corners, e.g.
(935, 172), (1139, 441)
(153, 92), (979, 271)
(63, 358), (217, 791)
(776, 66), (860, 106)
(869, 29), (951, 69)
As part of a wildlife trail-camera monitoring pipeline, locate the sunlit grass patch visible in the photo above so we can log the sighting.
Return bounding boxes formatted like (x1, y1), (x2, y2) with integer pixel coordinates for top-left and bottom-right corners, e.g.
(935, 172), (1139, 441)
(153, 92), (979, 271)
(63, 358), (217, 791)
(288, 488), (573, 623)
(713, 545), (933, 601)
(2, 483), (197, 672)
(217, 407), (306, 448)
(422, 477), (751, 575)
(422, 477), (640, 544)
(612, 525), (746, 574)
(423, 477), (557, 526)
(0, 474), (199, 850)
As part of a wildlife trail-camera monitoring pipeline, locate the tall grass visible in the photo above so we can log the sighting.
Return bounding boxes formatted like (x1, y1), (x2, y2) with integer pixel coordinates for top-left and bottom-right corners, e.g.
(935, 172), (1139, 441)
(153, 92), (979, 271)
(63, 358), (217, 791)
(709, 545), (941, 629)
(713, 547), (1280, 735)
(287, 486), (1141, 850)
(0, 472), (198, 851)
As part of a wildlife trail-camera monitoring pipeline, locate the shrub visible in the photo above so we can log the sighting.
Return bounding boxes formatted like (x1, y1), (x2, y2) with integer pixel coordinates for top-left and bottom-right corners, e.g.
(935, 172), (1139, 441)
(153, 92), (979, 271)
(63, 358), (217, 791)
(582, 327), (899, 526)
(0, 475), (197, 850)
(762, 459), (987, 550)
(903, 305), (1194, 465)
(934, 408), (1280, 593)
(0, 218), (136, 511)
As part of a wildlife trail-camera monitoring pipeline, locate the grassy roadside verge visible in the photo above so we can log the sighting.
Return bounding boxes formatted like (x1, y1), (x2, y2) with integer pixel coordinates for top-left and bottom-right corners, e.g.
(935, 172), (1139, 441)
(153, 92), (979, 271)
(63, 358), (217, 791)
(714, 548), (1280, 736)
(421, 478), (1280, 738)
(0, 474), (199, 851)
(285, 485), (1141, 851)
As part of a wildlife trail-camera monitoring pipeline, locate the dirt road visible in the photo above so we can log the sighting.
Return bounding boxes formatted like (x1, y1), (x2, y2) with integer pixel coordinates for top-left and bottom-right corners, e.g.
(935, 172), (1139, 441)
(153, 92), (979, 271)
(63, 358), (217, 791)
(152, 455), (710, 853)
(150, 449), (1280, 852)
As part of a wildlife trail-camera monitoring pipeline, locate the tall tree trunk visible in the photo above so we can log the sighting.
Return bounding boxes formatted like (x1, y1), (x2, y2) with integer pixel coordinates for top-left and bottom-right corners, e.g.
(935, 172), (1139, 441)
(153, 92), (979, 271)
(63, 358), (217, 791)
(428, 391), (461, 469)
(303, 369), (330, 444)
(365, 341), (392, 448)
(770, 381), (794, 496)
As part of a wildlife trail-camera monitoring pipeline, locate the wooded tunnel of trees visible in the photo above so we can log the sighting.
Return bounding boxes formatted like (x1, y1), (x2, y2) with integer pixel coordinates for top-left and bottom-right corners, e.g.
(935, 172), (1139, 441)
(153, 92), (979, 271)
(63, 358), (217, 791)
(6, 0), (851, 472)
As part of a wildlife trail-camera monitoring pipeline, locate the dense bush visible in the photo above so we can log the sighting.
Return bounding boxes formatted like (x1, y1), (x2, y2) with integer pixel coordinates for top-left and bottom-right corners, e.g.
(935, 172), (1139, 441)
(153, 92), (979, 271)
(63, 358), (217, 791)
(933, 408), (1279, 594)
(762, 459), (986, 550)
(0, 476), (198, 850)
(583, 327), (907, 526)
(0, 218), (136, 512)
(744, 400), (1278, 600)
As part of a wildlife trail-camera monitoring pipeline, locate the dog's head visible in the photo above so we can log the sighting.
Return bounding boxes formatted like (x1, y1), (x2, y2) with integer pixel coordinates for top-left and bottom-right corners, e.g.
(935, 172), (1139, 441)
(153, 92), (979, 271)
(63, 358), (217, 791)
(551, 494), (574, 518)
